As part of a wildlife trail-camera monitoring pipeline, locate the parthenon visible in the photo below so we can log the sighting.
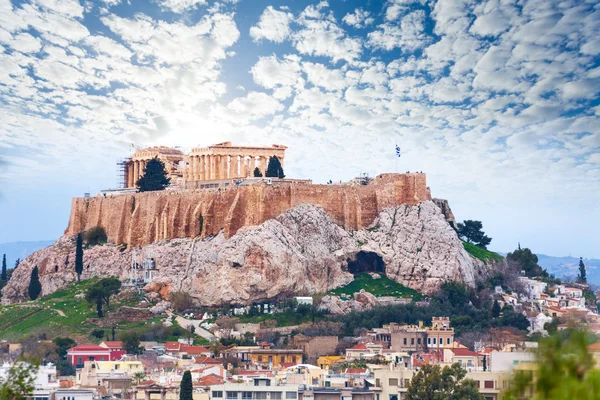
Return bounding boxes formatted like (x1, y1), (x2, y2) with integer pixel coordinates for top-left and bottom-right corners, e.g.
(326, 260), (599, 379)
(121, 142), (287, 189)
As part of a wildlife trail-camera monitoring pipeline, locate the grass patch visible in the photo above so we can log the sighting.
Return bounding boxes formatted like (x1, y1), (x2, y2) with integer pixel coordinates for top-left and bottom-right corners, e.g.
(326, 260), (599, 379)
(0, 278), (150, 342)
(330, 273), (423, 300)
(462, 241), (504, 264)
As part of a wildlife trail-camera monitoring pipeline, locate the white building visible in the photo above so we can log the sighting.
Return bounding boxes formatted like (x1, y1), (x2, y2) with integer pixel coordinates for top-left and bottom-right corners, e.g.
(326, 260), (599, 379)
(525, 312), (552, 335)
(489, 351), (536, 372)
(54, 388), (96, 400)
(519, 277), (547, 300)
(210, 377), (300, 400)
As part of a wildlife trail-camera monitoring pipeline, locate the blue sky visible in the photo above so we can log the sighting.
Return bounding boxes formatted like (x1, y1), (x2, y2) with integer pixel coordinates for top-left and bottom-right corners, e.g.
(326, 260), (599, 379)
(0, 0), (599, 258)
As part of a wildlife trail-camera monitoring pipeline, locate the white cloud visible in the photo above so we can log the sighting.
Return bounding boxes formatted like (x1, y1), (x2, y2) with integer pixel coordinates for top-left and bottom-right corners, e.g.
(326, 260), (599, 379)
(292, 17), (362, 64)
(251, 54), (302, 90)
(342, 8), (373, 28)
(302, 61), (350, 91)
(250, 6), (293, 43)
(158, 0), (207, 13)
(367, 10), (429, 52)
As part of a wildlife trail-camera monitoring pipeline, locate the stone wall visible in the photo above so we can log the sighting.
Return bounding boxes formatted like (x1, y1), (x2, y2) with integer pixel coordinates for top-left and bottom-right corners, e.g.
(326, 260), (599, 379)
(66, 173), (430, 247)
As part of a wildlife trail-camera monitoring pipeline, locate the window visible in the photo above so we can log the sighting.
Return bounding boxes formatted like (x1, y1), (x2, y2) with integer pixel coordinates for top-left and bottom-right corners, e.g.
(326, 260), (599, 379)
(389, 395), (398, 400)
(389, 378), (398, 386)
(403, 338), (407, 345)
(255, 392), (268, 400)
(286, 393), (297, 399)
(458, 360), (462, 366)
(404, 379), (410, 388)
(484, 381), (494, 389)
(226, 391), (238, 399)
(433, 338), (436, 345)
(258, 356), (263, 362)
(467, 360), (473, 367)
(271, 392), (282, 400)
(212, 391), (223, 398)
(417, 338), (421, 345)
(77, 357), (82, 365)
(268, 356), (273, 363)
(475, 381), (480, 388)
(427, 338), (431, 345)
(411, 338), (414, 345)
(243, 393), (253, 400)
(447, 338), (451, 345)
(376, 395), (380, 400)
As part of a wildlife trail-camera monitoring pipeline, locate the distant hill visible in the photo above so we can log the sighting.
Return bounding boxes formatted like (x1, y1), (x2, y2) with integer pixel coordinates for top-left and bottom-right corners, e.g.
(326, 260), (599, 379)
(0, 240), (54, 268)
(536, 254), (600, 285)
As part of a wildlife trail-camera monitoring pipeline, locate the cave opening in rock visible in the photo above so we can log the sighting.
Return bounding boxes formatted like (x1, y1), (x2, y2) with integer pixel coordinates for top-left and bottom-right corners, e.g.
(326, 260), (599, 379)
(347, 251), (385, 275)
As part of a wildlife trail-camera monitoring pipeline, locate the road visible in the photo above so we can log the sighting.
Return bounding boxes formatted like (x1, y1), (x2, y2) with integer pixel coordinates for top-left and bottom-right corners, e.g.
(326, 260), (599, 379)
(168, 312), (216, 341)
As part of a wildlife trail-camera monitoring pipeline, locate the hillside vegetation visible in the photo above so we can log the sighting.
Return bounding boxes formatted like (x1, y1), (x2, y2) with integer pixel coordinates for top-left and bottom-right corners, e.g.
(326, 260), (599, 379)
(330, 273), (423, 300)
(0, 279), (160, 342)
(462, 241), (503, 264)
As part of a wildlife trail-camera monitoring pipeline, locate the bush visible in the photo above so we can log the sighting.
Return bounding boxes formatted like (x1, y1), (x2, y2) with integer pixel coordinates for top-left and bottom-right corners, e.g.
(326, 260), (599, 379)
(171, 291), (194, 313)
(83, 226), (107, 246)
(90, 329), (105, 339)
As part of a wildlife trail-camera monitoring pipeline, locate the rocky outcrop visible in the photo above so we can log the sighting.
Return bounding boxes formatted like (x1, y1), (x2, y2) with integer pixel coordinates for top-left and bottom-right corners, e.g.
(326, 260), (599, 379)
(2, 200), (490, 305)
(65, 173), (430, 247)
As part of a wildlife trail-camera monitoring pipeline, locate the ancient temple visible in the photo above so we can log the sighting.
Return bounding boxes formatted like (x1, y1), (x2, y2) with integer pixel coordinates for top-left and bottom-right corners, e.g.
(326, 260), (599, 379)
(121, 142), (287, 189)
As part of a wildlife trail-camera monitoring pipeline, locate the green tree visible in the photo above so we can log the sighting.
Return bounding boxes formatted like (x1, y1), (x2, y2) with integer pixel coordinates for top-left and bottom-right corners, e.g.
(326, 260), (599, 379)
(0, 359), (39, 400)
(179, 370), (193, 400)
(578, 257), (587, 284)
(1, 253), (6, 281)
(136, 156), (171, 192)
(457, 220), (492, 249)
(133, 371), (147, 384)
(505, 329), (600, 399)
(506, 247), (543, 277)
(85, 277), (122, 317)
(75, 232), (83, 282)
(28, 266), (41, 300)
(265, 156), (285, 178)
(120, 331), (142, 354)
(491, 300), (501, 318)
(406, 363), (484, 400)
(435, 281), (469, 307)
(253, 167), (263, 177)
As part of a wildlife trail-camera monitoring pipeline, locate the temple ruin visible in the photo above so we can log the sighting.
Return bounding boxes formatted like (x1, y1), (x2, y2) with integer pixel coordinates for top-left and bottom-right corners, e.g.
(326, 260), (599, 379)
(120, 142), (287, 189)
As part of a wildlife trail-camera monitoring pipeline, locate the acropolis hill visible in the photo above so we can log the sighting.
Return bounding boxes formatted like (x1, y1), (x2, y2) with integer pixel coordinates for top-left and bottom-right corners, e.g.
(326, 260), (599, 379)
(2, 142), (488, 305)
(68, 143), (432, 247)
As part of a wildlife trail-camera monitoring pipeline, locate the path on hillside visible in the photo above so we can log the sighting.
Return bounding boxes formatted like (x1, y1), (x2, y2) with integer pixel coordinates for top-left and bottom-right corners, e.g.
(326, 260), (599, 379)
(168, 312), (216, 341)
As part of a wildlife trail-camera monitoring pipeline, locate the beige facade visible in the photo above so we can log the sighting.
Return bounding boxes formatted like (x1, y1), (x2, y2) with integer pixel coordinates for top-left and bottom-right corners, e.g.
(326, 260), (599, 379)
(186, 142), (286, 182)
(123, 142), (287, 189)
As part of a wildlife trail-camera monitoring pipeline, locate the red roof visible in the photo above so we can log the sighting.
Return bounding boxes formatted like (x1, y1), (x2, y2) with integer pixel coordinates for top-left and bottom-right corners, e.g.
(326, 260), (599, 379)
(279, 362), (298, 369)
(346, 367), (367, 374)
(101, 341), (123, 349)
(137, 380), (156, 386)
(181, 345), (211, 355)
(195, 356), (221, 365)
(348, 343), (367, 350)
(197, 374), (224, 386)
(451, 348), (481, 357)
(234, 370), (273, 376)
(68, 344), (110, 352)
(165, 342), (181, 351)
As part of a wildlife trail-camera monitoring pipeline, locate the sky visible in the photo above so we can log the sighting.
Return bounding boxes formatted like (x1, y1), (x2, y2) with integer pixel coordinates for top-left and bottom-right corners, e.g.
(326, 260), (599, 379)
(0, 0), (599, 258)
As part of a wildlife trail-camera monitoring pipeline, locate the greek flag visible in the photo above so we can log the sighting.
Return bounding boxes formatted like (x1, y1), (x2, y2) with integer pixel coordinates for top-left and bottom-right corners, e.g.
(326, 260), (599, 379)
(395, 144), (401, 158)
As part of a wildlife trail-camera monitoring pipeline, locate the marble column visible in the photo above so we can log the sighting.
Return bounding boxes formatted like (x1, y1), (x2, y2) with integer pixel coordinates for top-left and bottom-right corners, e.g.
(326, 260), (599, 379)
(133, 161), (139, 184)
(260, 156), (267, 177)
(201, 155), (207, 180)
(250, 156), (257, 176)
(220, 155), (227, 179)
(243, 156), (249, 177)
(127, 162), (134, 187)
(210, 155), (217, 180)
(198, 155), (204, 181)
(279, 156), (284, 170)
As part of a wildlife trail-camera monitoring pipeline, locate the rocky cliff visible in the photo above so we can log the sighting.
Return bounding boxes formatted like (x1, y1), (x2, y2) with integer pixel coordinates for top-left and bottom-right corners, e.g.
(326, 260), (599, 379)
(2, 201), (489, 305)
(65, 173), (430, 247)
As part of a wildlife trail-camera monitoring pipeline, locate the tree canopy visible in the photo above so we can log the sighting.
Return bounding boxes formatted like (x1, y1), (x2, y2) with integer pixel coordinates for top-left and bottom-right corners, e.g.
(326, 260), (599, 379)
(1, 254), (6, 281)
(0, 360), (39, 400)
(180, 370), (193, 400)
(75, 232), (83, 282)
(253, 167), (262, 177)
(85, 277), (122, 317)
(505, 329), (600, 399)
(578, 257), (587, 284)
(406, 363), (484, 400)
(136, 156), (171, 192)
(265, 156), (285, 178)
(28, 266), (41, 300)
(506, 247), (544, 278)
(457, 220), (492, 249)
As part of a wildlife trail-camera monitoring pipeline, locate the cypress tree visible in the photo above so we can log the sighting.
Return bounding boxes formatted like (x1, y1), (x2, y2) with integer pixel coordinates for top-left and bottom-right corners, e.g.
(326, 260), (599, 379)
(75, 232), (83, 282)
(136, 156), (171, 192)
(578, 257), (587, 284)
(1, 254), (6, 281)
(253, 167), (263, 177)
(179, 370), (193, 400)
(265, 156), (285, 178)
(491, 300), (501, 318)
(28, 266), (42, 300)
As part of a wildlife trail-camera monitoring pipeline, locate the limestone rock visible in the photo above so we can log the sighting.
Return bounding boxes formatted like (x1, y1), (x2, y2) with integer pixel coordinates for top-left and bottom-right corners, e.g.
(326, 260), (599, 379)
(150, 301), (171, 315)
(354, 290), (379, 308)
(2, 201), (491, 306)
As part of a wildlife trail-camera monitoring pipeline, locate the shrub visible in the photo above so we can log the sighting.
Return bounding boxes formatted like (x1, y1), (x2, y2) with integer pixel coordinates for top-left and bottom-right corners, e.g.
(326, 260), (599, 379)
(90, 329), (105, 339)
(171, 291), (194, 313)
(83, 226), (107, 246)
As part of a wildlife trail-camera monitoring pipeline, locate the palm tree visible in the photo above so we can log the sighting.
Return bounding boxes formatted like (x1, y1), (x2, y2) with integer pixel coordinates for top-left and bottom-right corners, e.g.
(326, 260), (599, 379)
(133, 371), (146, 385)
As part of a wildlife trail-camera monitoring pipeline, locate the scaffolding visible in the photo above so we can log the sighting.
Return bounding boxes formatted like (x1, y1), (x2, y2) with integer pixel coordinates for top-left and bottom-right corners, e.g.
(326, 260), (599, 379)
(116, 158), (128, 189)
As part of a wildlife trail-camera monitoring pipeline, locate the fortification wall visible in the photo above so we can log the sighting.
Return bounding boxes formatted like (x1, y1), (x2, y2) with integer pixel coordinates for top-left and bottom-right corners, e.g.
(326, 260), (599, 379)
(65, 173), (430, 247)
